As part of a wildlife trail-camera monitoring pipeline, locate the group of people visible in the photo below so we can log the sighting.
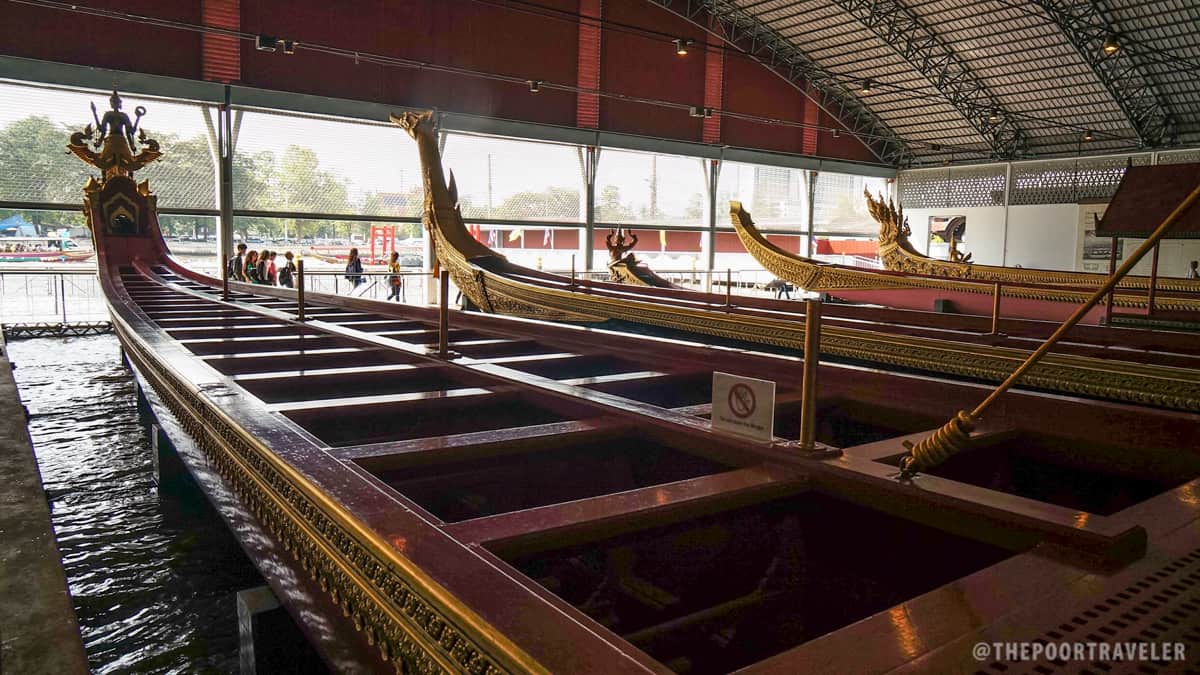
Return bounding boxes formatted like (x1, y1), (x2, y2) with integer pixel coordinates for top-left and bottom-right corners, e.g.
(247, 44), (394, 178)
(227, 244), (406, 301)
(228, 242), (296, 288)
(343, 247), (406, 302)
(2, 242), (47, 252)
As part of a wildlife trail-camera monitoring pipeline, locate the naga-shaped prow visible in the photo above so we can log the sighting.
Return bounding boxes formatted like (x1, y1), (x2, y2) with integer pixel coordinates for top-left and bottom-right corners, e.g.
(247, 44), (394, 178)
(865, 190), (918, 255)
(388, 110), (496, 263)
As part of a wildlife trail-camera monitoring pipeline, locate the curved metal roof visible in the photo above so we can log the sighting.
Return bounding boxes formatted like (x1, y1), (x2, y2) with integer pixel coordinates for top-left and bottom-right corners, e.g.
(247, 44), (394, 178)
(667, 0), (1199, 166)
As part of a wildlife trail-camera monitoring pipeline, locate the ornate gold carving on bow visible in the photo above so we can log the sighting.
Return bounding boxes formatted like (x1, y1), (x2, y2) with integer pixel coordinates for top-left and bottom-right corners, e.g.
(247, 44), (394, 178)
(68, 90), (162, 181)
(866, 190), (1200, 294)
(111, 312), (538, 675)
(735, 197), (1200, 311)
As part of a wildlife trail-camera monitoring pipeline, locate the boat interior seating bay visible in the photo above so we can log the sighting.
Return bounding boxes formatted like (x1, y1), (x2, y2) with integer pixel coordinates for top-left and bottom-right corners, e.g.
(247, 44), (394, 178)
(68, 98), (1200, 674)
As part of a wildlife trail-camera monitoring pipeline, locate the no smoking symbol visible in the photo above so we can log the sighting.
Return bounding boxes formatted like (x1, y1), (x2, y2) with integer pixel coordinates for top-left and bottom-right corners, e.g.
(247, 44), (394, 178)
(728, 383), (756, 419)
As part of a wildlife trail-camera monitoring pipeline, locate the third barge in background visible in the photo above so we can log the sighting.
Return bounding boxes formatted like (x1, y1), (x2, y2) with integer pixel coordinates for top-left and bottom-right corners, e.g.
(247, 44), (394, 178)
(75, 96), (1200, 673)
(729, 184), (1200, 323)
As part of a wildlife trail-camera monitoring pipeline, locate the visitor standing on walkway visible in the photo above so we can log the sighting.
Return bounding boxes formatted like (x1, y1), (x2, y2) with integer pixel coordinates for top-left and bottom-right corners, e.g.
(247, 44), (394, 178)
(345, 247), (364, 290)
(228, 242), (246, 282)
(387, 251), (402, 301)
(256, 250), (270, 285)
(279, 251), (296, 289)
(244, 250), (259, 283)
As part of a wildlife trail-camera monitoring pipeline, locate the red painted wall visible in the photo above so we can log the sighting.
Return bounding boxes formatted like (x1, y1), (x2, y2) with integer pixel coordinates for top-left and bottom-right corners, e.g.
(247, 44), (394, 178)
(592, 229), (702, 253)
(1, 0), (887, 165)
(714, 232), (802, 253)
(720, 54), (807, 154)
(239, 0), (578, 125)
(598, 0), (704, 141)
(1, 0), (203, 80)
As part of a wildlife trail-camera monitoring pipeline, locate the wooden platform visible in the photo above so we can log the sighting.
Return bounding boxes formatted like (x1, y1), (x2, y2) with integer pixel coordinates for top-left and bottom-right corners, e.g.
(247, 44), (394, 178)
(0, 332), (88, 674)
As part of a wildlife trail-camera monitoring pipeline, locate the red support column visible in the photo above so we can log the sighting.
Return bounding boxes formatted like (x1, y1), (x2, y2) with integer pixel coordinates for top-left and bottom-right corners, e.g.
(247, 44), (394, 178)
(202, 0), (241, 83)
(802, 83), (820, 155)
(702, 33), (724, 145)
(1105, 236), (1118, 324)
(1148, 242), (1160, 315)
(576, 0), (602, 129)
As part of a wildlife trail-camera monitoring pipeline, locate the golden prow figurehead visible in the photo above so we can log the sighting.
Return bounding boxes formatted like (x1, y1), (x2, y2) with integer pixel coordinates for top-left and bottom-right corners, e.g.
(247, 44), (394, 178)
(390, 110), (434, 140)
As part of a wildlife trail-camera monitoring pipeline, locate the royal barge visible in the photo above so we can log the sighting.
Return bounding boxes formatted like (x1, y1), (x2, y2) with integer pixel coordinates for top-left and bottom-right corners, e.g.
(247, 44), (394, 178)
(729, 187), (1200, 322)
(74, 96), (1200, 673)
(391, 111), (1200, 413)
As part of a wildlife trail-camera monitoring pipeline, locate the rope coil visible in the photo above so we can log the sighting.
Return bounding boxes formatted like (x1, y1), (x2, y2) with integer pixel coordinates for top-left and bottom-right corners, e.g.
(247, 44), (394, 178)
(899, 410), (975, 478)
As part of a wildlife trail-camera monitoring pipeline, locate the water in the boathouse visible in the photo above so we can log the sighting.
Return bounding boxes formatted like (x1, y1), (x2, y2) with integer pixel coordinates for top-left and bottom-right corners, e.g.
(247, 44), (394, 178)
(8, 334), (261, 673)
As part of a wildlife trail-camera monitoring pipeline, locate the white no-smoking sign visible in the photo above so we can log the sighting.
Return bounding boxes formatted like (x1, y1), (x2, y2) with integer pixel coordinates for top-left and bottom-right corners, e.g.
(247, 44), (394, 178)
(712, 372), (776, 442)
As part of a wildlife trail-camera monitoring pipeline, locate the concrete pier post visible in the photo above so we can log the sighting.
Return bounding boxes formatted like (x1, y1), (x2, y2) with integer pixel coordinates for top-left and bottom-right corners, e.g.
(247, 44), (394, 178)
(237, 586), (326, 675)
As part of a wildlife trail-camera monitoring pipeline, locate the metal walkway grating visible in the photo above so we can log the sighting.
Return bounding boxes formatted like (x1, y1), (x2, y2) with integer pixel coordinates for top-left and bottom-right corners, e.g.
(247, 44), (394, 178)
(980, 548), (1200, 674)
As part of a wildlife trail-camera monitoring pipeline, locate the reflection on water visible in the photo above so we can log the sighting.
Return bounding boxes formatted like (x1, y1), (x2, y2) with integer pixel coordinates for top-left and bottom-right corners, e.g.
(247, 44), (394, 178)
(9, 334), (261, 674)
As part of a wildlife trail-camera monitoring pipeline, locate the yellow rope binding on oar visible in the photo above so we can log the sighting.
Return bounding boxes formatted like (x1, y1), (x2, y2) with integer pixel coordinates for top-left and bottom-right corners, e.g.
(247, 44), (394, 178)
(899, 410), (975, 479)
(896, 177), (1200, 480)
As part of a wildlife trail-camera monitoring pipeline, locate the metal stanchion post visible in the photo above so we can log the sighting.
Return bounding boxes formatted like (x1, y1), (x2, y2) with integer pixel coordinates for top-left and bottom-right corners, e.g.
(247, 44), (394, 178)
(990, 282), (1002, 335)
(59, 274), (67, 325)
(570, 254), (576, 287)
(725, 268), (732, 308)
(222, 260), (230, 300)
(798, 300), (821, 452)
(296, 259), (306, 322)
(439, 270), (450, 358)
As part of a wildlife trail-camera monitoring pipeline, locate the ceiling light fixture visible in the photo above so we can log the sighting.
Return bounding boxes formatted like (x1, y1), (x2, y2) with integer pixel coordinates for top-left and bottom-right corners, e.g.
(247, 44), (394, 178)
(861, 78), (873, 94)
(255, 35), (278, 52)
(832, 128), (840, 138)
(1102, 33), (1120, 55)
(674, 38), (695, 55)
(688, 106), (714, 118)
(1083, 129), (1095, 141)
(282, 40), (298, 55)
(528, 80), (541, 93)
(987, 111), (1000, 123)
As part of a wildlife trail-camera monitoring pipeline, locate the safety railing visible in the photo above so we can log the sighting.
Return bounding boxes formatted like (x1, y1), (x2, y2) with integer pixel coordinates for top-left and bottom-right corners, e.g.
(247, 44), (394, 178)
(287, 269), (432, 305)
(551, 267), (818, 301)
(0, 265), (112, 337)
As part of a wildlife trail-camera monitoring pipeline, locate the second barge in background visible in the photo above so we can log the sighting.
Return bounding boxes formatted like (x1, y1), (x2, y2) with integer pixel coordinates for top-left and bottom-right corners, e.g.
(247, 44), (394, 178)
(392, 110), (1200, 412)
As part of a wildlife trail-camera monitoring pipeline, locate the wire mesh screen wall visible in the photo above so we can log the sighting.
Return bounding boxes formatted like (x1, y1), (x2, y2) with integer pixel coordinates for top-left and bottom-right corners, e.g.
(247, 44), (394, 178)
(898, 164), (1006, 209)
(1158, 149), (1200, 165)
(0, 82), (219, 211)
(896, 152), (1185, 208)
(0, 77), (925, 302)
(231, 108), (418, 218)
(813, 173), (889, 234)
(1009, 154), (1153, 205)
(594, 148), (709, 226)
(716, 162), (806, 231)
(442, 133), (584, 223)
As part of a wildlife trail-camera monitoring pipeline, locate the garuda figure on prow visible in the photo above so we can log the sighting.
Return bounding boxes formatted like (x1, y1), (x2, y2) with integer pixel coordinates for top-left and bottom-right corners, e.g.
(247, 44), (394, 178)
(68, 89), (161, 180)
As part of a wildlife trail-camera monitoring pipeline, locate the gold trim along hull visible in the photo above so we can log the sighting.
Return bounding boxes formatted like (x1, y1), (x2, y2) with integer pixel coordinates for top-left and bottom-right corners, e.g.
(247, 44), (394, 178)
(108, 289), (542, 675)
(81, 138), (541, 671)
(865, 191), (1200, 295)
(440, 243), (1200, 411)
(731, 201), (1200, 312)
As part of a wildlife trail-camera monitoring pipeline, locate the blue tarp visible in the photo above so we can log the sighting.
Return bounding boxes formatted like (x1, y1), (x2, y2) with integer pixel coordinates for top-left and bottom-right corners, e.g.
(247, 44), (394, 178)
(0, 214), (38, 236)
